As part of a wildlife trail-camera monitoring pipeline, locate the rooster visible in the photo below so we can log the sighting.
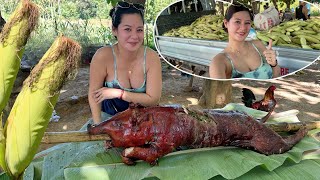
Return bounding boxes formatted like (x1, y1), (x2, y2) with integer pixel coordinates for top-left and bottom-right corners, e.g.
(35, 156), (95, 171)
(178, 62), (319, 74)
(242, 85), (277, 113)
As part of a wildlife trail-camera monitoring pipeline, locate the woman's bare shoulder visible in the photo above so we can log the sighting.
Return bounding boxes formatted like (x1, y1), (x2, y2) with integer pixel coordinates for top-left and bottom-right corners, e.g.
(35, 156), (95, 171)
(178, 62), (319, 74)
(251, 40), (266, 50)
(145, 47), (160, 65)
(212, 53), (227, 65)
(91, 46), (113, 64)
(145, 47), (159, 58)
(210, 53), (229, 78)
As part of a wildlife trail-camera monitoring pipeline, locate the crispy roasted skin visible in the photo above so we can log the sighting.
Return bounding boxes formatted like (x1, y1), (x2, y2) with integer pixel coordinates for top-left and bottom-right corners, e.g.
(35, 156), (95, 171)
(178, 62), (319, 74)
(87, 105), (306, 165)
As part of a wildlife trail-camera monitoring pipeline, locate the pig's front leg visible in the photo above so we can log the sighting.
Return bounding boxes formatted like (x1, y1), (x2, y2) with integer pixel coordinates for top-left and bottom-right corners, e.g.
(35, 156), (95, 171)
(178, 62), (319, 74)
(122, 145), (174, 166)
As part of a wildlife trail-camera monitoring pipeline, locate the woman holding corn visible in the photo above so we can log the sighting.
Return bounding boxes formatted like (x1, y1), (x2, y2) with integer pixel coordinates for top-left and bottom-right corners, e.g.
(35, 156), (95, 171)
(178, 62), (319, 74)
(209, 3), (280, 79)
(89, 1), (162, 124)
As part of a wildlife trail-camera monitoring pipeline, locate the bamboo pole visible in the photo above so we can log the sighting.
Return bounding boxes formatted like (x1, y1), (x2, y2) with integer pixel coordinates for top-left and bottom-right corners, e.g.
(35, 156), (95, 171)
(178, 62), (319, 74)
(266, 121), (320, 132)
(41, 121), (320, 144)
(41, 131), (111, 144)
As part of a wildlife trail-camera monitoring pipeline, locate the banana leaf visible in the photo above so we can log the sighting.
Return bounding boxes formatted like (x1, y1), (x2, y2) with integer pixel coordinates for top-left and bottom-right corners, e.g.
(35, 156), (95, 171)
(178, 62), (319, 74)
(24, 158), (43, 180)
(46, 134), (320, 180)
(24, 104), (320, 179)
(213, 159), (320, 180)
(218, 103), (300, 123)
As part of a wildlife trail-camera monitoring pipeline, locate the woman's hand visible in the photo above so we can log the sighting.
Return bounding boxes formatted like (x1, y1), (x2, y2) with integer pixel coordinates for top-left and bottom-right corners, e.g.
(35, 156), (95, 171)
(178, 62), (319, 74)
(93, 87), (122, 103)
(263, 40), (278, 67)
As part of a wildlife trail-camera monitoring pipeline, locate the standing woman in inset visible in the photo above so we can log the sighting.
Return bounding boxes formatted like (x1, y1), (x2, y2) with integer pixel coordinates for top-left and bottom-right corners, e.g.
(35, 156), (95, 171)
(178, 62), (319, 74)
(209, 3), (280, 79)
(88, 2), (162, 124)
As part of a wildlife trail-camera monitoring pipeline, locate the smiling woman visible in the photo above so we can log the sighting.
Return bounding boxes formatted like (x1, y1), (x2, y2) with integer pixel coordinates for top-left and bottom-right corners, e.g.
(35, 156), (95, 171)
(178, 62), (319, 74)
(88, 1), (162, 124)
(209, 2), (281, 79)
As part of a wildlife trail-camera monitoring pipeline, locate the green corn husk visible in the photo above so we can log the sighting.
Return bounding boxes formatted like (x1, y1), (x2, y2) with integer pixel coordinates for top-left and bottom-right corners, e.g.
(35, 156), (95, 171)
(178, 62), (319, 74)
(0, 0), (39, 174)
(4, 36), (81, 178)
(0, 0), (39, 113)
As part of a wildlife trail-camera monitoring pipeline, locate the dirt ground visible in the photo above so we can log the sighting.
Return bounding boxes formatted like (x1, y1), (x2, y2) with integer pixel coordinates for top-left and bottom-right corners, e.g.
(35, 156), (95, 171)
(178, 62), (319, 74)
(39, 59), (320, 151)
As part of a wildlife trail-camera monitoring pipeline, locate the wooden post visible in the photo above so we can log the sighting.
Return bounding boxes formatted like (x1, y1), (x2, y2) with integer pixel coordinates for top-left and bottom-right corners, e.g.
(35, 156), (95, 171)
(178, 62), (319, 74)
(199, 80), (232, 108)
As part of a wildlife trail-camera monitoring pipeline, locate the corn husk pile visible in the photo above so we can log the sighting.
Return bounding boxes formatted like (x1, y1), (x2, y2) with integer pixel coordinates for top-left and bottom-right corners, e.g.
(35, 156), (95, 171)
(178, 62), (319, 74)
(163, 14), (320, 50)
(257, 19), (320, 50)
(163, 15), (228, 41)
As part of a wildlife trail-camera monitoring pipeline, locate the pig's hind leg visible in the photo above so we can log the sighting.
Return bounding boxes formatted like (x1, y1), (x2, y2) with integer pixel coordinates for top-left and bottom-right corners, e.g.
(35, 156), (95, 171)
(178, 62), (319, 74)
(281, 127), (308, 148)
(248, 127), (308, 155)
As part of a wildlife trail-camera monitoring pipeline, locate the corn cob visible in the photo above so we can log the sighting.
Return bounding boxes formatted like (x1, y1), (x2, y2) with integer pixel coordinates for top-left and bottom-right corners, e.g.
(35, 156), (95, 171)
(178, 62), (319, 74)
(300, 37), (307, 45)
(310, 44), (320, 50)
(4, 36), (81, 178)
(0, 0), (39, 115)
(0, 0), (39, 174)
(301, 44), (313, 49)
(256, 32), (270, 42)
(0, 115), (6, 174)
(297, 35), (320, 44)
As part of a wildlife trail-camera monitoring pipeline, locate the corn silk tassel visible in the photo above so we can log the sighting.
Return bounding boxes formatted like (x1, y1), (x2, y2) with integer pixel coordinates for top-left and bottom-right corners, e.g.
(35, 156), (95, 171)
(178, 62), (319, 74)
(4, 36), (81, 178)
(0, 0), (39, 175)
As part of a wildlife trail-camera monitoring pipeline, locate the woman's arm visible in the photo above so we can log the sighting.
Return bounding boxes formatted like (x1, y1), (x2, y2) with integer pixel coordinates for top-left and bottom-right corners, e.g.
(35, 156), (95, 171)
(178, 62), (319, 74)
(88, 48), (109, 124)
(209, 54), (228, 79)
(122, 49), (162, 106)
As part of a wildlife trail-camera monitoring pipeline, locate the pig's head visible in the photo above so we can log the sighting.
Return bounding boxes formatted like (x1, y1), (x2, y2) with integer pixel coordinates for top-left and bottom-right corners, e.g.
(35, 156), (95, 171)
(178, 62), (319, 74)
(87, 105), (180, 147)
(87, 107), (136, 135)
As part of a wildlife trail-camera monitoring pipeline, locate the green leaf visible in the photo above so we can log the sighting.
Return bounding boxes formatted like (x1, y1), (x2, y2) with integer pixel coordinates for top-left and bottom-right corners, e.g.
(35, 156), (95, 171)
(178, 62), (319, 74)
(60, 135), (319, 180)
(0, 172), (11, 180)
(24, 157), (44, 180)
(231, 159), (320, 180)
(41, 141), (100, 180)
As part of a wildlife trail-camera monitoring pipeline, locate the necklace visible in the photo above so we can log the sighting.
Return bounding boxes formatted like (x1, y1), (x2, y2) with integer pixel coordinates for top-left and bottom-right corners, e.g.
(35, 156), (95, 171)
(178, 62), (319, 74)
(229, 42), (248, 55)
(230, 47), (241, 54)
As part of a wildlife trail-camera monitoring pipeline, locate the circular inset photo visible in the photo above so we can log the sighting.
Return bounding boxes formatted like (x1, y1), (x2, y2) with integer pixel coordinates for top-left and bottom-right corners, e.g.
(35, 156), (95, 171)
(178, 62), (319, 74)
(154, 0), (320, 80)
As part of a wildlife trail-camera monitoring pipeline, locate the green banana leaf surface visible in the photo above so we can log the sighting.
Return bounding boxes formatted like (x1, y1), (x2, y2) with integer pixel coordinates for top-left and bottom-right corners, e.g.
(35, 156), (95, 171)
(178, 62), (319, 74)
(22, 104), (320, 179)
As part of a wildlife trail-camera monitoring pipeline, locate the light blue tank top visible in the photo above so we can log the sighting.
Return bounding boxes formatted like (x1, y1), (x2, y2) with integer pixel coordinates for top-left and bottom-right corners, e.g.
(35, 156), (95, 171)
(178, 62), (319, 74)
(104, 45), (147, 93)
(223, 42), (273, 79)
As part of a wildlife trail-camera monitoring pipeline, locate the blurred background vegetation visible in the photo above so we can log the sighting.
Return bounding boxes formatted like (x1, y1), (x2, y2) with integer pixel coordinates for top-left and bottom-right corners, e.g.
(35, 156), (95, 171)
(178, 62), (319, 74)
(0, 0), (176, 65)
(1, 0), (319, 65)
